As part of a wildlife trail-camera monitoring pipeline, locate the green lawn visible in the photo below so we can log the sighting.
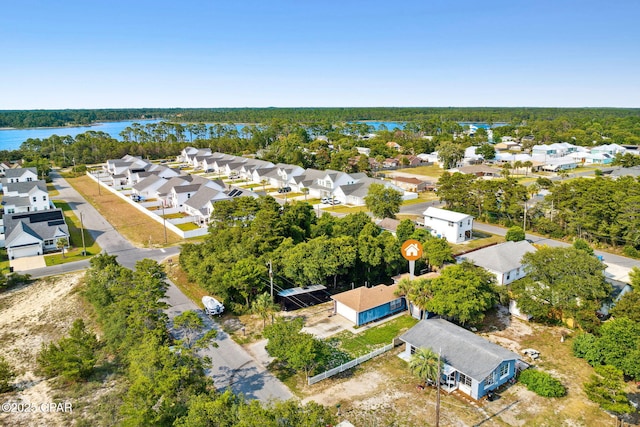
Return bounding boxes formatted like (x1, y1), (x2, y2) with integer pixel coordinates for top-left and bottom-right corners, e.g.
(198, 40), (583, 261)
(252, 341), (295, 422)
(46, 200), (101, 266)
(0, 249), (10, 274)
(162, 212), (188, 219)
(401, 192), (438, 206)
(322, 205), (369, 214)
(176, 222), (200, 231)
(331, 315), (418, 357)
(394, 165), (444, 178)
(46, 183), (60, 197)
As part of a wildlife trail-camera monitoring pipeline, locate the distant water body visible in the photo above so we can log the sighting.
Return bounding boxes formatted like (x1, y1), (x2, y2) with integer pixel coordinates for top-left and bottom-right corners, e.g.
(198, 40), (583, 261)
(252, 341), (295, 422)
(0, 120), (504, 151)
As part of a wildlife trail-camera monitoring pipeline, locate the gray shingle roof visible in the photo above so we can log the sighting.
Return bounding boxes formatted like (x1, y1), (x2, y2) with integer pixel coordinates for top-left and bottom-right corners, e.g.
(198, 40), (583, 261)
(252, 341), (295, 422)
(3, 167), (37, 179)
(2, 196), (33, 207)
(184, 186), (225, 211)
(4, 209), (70, 247)
(4, 180), (47, 195)
(458, 241), (537, 274)
(400, 319), (520, 380)
(132, 175), (165, 191)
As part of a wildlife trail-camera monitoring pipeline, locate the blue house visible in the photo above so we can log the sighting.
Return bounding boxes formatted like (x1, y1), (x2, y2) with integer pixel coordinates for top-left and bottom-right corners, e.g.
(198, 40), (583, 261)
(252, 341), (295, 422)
(399, 319), (521, 400)
(331, 284), (406, 326)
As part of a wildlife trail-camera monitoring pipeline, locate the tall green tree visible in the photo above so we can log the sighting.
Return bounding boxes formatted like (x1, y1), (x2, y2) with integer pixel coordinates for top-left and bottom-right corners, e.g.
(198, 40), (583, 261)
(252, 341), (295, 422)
(584, 365), (635, 418)
(425, 261), (499, 325)
(436, 141), (465, 169)
(511, 247), (611, 327)
(364, 183), (403, 219)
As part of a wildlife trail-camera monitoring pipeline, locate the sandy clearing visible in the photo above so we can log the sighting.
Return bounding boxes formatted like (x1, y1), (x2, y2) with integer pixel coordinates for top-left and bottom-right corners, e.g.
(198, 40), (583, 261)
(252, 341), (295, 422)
(0, 272), (85, 427)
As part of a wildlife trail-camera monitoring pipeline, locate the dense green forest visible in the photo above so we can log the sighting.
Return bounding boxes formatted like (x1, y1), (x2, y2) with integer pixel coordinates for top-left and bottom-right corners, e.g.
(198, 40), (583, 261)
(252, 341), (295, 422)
(179, 197), (452, 312)
(2, 107), (640, 129)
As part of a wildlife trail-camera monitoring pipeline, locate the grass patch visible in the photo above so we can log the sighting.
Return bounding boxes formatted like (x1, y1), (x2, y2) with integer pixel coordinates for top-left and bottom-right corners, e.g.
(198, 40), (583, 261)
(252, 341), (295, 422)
(322, 205), (369, 214)
(162, 212), (187, 219)
(165, 258), (210, 307)
(176, 222), (200, 231)
(46, 183), (60, 197)
(333, 315), (418, 357)
(64, 175), (183, 247)
(394, 165), (444, 178)
(274, 192), (304, 199)
(450, 233), (504, 255)
(45, 200), (101, 266)
(401, 192), (439, 206)
(0, 249), (10, 273)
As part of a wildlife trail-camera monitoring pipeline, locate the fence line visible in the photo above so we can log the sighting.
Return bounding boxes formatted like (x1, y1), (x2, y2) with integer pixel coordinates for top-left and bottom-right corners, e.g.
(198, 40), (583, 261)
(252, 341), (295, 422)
(307, 342), (394, 385)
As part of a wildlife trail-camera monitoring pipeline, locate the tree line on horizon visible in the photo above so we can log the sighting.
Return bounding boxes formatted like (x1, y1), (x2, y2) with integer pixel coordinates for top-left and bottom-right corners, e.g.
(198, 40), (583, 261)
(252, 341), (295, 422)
(2, 106), (640, 129)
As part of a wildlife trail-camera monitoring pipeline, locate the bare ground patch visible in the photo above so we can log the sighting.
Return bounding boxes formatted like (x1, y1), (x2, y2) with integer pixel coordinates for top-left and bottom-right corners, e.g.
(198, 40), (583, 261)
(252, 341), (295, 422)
(0, 273), (111, 427)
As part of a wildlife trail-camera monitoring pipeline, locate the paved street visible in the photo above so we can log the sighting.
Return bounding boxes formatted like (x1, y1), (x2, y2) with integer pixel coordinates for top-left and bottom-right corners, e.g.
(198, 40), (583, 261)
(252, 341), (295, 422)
(164, 283), (293, 401)
(473, 222), (640, 280)
(31, 171), (293, 401)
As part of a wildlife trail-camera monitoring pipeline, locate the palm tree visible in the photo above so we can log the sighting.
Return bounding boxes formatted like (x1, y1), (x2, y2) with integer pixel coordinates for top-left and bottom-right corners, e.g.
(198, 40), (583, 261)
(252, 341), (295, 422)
(251, 292), (279, 329)
(522, 160), (533, 176)
(410, 347), (443, 386)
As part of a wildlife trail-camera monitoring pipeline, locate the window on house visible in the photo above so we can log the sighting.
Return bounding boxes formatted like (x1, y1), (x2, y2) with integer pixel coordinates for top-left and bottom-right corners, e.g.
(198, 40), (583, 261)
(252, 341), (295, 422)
(499, 363), (509, 378)
(27, 177), (32, 181)
(485, 372), (496, 386)
(33, 196), (37, 202)
(459, 222), (462, 227)
(43, 196), (46, 201)
(448, 221), (453, 227)
(468, 219), (471, 225)
(410, 345), (417, 355)
(506, 273), (511, 280)
(7, 208), (14, 214)
(44, 239), (54, 246)
(459, 373), (472, 387)
(390, 298), (402, 311)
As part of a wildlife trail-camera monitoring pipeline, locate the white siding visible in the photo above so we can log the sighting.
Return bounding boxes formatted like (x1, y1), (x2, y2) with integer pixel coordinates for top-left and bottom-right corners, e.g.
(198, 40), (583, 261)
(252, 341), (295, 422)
(335, 301), (358, 324)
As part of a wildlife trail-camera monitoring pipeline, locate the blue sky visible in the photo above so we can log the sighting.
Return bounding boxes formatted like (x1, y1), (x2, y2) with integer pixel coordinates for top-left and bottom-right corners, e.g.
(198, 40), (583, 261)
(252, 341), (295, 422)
(1, 0), (638, 109)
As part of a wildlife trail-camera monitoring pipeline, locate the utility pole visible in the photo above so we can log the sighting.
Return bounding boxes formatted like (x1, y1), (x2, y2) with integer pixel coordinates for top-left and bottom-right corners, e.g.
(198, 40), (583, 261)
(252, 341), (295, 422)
(80, 212), (86, 256)
(436, 349), (441, 427)
(162, 203), (168, 244)
(268, 260), (274, 301)
(97, 170), (101, 195)
(523, 201), (528, 232)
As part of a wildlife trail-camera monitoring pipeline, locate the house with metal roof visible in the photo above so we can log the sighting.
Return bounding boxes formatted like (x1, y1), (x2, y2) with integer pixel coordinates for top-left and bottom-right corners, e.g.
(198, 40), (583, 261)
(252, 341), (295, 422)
(399, 318), (521, 399)
(423, 207), (473, 243)
(3, 209), (70, 259)
(457, 241), (537, 285)
(331, 284), (406, 326)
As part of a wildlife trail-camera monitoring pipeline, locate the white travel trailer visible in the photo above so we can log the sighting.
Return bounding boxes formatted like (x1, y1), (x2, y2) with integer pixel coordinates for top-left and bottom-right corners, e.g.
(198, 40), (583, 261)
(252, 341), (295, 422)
(202, 296), (224, 316)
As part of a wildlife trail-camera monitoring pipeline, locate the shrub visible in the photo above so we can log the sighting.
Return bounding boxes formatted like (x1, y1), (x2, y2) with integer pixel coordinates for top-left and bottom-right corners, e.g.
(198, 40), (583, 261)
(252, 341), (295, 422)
(622, 246), (640, 259)
(518, 369), (566, 397)
(0, 356), (16, 392)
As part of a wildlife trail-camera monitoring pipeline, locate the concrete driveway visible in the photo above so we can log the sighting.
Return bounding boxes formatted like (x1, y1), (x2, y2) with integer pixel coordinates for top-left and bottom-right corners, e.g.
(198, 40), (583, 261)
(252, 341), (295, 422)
(10, 255), (46, 272)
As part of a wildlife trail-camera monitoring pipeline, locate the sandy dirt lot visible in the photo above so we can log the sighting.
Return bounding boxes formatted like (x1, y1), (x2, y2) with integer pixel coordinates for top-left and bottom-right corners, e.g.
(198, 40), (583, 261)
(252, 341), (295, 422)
(0, 273), (86, 427)
(296, 305), (614, 427)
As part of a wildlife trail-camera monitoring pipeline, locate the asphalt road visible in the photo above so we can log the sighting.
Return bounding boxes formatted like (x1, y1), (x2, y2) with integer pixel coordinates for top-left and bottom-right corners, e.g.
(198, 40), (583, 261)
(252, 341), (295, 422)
(473, 222), (640, 270)
(35, 172), (293, 401)
(164, 282), (293, 401)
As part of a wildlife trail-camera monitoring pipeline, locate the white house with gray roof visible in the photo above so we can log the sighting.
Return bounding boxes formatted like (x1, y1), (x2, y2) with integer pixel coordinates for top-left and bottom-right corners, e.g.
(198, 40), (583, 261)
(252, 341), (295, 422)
(399, 318), (521, 399)
(1, 167), (38, 186)
(457, 241), (537, 285)
(2, 180), (50, 214)
(3, 209), (70, 259)
(423, 207), (473, 243)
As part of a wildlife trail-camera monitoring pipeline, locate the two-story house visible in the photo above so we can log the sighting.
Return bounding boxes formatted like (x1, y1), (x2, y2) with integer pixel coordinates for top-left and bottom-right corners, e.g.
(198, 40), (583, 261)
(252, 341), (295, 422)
(423, 207), (473, 243)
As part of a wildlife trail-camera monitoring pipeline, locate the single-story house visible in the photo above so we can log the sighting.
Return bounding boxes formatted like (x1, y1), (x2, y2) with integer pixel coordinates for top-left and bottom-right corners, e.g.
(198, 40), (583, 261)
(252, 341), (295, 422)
(423, 207), (473, 243)
(3, 209), (70, 259)
(457, 241), (537, 285)
(399, 318), (521, 400)
(376, 218), (401, 235)
(448, 165), (502, 178)
(331, 284), (406, 326)
(391, 176), (431, 192)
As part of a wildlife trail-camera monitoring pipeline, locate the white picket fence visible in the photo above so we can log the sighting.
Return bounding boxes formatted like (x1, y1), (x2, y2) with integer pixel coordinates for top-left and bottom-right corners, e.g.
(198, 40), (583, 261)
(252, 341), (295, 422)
(307, 342), (394, 385)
